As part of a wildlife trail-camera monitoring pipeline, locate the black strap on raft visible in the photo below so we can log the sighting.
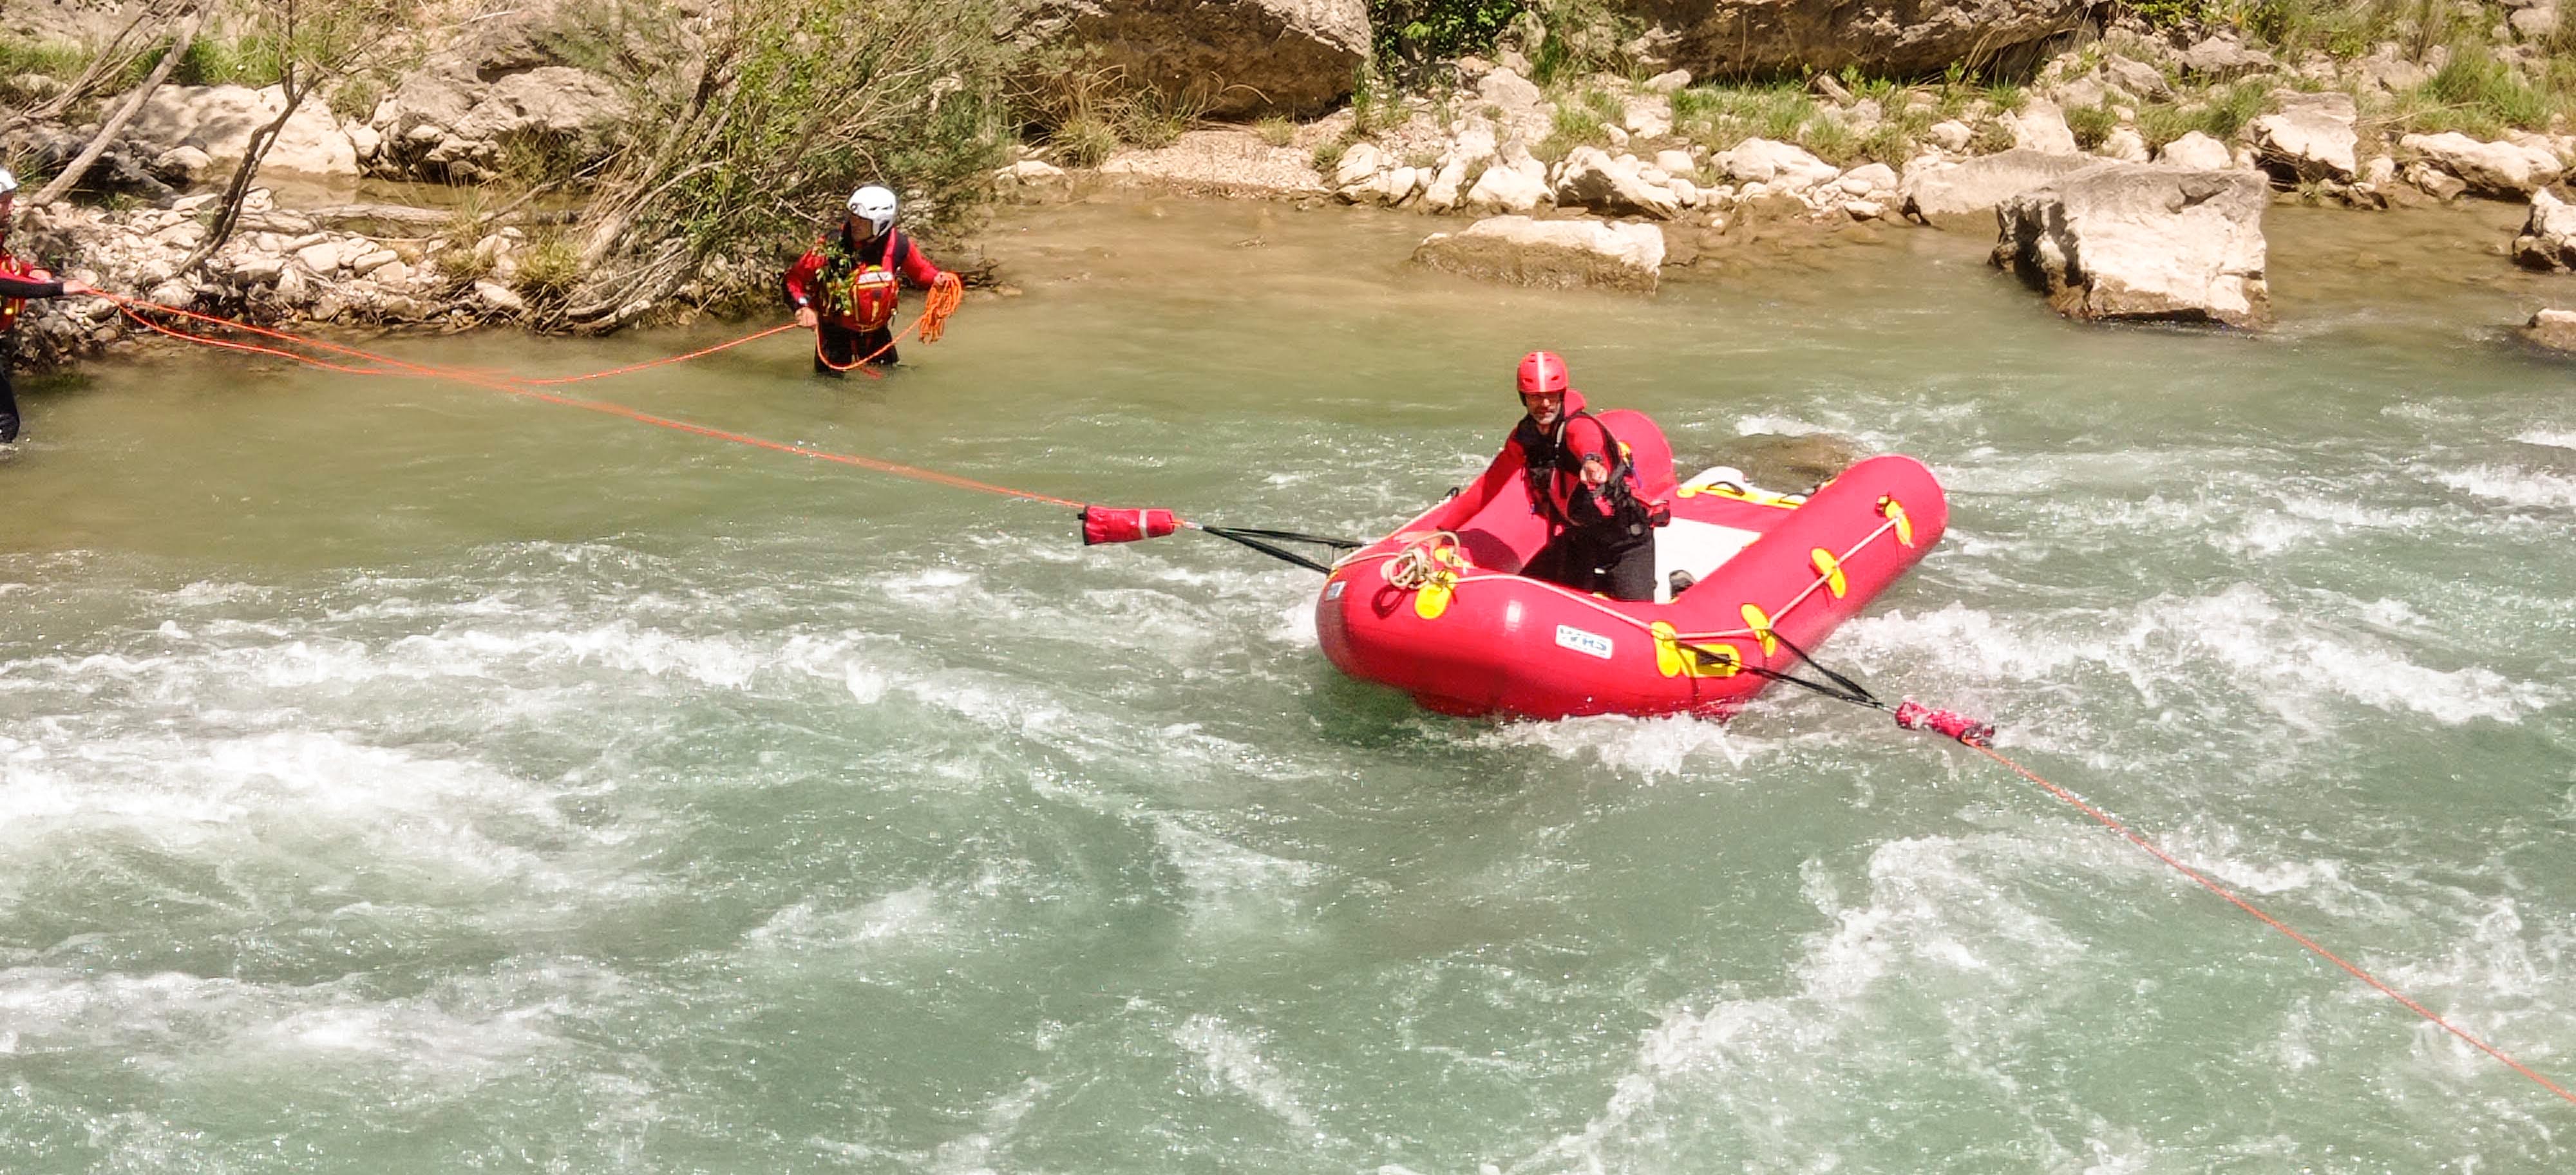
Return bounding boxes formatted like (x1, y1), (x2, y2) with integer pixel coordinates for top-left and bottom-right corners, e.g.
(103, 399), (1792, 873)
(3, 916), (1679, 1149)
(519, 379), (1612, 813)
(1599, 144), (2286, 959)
(1734, 628), (1887, 711)
(1199, 525), (1361, 575)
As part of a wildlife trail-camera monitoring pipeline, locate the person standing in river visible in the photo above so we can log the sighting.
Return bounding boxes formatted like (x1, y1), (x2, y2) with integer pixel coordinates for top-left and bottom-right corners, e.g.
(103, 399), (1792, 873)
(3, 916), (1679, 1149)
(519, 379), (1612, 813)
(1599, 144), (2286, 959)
(782, 185), (949, 376)
(1, 168), (94, 444)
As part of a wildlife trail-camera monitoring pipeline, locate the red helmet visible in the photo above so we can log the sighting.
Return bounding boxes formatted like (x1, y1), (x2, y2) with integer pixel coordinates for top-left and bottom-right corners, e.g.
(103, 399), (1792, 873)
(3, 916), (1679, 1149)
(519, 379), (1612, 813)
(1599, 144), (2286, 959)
(1516, 350), (1568, 396)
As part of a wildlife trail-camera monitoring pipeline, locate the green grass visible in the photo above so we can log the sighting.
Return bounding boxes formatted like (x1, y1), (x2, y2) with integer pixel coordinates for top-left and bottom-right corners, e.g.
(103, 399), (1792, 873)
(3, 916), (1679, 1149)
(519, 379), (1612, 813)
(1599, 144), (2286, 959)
(2065, 101), (2117, 151)
(176, 35), (288, 87)
(512, 234), (583, 302)
(2196, 80), (2269, 140)
(1050, 115), (1121, 167)
(0, 41), (89, 79)
(1255, 117), (1295, 147)
(2134, 102), (2198, 150)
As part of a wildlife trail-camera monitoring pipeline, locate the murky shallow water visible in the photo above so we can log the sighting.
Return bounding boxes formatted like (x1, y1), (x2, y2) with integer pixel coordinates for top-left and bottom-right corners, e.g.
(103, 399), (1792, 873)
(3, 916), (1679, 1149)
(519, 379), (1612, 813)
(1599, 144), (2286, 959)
(3, 194), (2573, 1172)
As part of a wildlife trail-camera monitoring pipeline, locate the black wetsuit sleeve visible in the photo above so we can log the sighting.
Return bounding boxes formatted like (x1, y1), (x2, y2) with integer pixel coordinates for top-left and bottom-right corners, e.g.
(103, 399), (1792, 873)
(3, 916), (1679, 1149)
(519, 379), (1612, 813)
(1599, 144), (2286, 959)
(0, 274), (65, 299)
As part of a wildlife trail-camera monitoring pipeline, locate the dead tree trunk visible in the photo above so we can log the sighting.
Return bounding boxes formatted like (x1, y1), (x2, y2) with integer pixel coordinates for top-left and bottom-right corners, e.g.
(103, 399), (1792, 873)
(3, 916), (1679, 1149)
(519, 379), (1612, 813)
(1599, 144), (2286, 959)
(31, 5), (207, 207)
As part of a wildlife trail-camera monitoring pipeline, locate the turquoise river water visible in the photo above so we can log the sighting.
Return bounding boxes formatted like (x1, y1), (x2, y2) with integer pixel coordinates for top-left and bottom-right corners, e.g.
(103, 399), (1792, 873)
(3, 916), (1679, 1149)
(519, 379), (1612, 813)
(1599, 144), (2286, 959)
(3, 196), (2573, 1172)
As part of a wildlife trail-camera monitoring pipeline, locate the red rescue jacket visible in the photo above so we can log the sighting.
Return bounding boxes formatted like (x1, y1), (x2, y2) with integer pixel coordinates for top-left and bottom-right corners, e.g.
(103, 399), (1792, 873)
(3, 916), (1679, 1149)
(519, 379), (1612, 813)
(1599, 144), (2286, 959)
(1435, 389), (1665, 545)
(0, 249), (61, 335)
(782, 227), (942, 332)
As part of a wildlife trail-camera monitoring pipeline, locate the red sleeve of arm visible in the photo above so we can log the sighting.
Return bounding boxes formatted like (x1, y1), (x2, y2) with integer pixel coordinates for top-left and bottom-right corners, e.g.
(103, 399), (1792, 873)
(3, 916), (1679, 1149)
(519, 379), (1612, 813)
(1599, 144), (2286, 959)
(897, 236), (942, 288)
(0, 274), (65, 299)
(782, 250), (823, 305)
(1560, 417), (1613, 462)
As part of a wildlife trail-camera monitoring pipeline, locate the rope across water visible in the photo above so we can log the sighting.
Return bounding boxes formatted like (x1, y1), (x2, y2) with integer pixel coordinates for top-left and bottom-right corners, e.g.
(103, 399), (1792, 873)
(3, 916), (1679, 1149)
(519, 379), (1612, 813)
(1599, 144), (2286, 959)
(75, 285), (2576, 1113)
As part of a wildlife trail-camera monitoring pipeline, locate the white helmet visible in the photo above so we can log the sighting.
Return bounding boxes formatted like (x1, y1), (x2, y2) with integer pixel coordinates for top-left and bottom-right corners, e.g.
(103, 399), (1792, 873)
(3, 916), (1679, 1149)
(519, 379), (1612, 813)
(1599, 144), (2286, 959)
(847, 185), (896, 235)
(0, 167), (17, 196)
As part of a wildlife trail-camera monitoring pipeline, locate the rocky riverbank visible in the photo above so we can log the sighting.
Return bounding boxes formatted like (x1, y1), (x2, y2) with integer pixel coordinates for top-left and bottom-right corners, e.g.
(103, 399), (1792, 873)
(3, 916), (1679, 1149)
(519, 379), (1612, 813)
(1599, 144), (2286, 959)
(9, 0), (2576, 366)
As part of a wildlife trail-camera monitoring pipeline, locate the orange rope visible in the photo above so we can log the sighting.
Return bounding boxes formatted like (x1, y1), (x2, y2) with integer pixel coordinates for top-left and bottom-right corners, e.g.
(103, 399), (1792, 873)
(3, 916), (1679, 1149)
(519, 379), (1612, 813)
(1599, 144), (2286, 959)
(114, 304), (413, 377)
(520, 321), (804, 385)
(1972, 741), (2576, 1107)
(94, 290), (1085, 511)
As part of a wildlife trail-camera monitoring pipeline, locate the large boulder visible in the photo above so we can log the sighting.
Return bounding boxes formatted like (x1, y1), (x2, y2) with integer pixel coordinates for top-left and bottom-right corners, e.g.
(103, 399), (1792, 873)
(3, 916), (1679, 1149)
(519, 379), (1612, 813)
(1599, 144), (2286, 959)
(1991, 162), (2270, 328)
(370, 65), (627, 183)
(1464, 149), (1551, 213)
(2513, 187), (2576, 270)
(2005, 99), (2079, 155)
(126, 85), (357, 178)
(2250, 90), (2357, 182)
(1009, 0), (1367, 118)
(2178, 35), (2277, 79)
(1412, 216), (1666, 292)
(1712, 137), (1838, 189)
(1899, 148), (2096, 223)
(1555, 146), (1682, 218)
(2155, 131), (2233, 171)
(2398, 132), (2568, 197)
(1628, 0), (2093, 80)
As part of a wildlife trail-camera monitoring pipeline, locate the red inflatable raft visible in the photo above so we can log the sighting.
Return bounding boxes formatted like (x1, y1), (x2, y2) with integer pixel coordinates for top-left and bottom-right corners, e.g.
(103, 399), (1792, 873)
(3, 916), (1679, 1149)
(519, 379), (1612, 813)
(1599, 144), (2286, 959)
(1314, 410), (1948, 719)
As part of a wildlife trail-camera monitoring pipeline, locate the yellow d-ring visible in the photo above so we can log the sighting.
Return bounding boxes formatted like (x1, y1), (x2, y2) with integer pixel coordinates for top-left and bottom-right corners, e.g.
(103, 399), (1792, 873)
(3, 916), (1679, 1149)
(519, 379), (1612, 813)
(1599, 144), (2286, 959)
(1741, 603), (1777, 656)
(1878, 496), (1914, 547)
(1652, 622), (1741, 679)
(1810, 549), (1847, 598)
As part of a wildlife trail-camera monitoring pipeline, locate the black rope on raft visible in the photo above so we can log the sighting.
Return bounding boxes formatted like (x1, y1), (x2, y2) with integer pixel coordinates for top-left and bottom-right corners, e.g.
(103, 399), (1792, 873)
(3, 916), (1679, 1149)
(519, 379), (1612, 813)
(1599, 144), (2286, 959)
(1198, 525), (1356, 574)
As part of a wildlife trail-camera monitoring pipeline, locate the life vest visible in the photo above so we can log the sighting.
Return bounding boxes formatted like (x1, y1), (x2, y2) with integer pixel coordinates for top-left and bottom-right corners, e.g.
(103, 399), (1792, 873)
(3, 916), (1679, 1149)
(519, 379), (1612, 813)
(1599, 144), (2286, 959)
(0, 250), (39, 335)
(1513, 408), (1662, 543)
(821, 231), (912, 332)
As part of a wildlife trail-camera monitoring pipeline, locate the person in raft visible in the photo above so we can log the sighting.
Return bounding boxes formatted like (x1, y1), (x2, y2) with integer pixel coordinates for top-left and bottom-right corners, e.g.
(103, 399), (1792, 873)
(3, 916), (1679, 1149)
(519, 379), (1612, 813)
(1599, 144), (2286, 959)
(1439, 350), (1668, 601)
(782, 184), (949, 375)
(0, 168), (95, 444)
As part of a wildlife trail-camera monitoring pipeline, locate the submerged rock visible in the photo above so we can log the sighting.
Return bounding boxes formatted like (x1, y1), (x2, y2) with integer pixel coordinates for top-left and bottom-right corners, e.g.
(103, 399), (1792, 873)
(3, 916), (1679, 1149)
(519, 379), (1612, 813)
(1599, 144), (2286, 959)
(1412, 216), (1665, 292)
(1991, 162), (2271, 328)
(2527, 308), (2576, 352)
(1736, 431), (1870, 489)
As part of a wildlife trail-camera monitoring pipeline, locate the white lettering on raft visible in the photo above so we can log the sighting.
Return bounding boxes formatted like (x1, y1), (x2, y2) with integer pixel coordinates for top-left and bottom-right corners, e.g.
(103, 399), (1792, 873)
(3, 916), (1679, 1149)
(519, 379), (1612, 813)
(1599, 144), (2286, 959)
(1555, 625), (1614, 660)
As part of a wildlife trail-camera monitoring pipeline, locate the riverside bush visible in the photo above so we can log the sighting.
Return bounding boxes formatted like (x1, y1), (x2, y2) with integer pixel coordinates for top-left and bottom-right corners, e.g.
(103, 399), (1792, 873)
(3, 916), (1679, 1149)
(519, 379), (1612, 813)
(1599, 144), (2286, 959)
(1370, 0), (1521, 78)
(571, 0), (1013, 325)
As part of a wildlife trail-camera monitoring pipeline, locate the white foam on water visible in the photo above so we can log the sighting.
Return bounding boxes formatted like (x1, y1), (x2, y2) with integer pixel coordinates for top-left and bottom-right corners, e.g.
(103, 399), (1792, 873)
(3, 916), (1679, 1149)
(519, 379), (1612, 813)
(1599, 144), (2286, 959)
(2512, 428), (2576, 451)
(1468, 713), (1788, 779)
(1835, 603), (2091, 683)
(925, 1076), (1051, 1175)
(2432, 464), (2576, 511)
(1732, 413), (1831, 437)
(1269, 599), (1321, 648)
(1153, 818), (1321, 934)
(743, 886), (947, 955)
(0, 959), (601, 1088)
(0, 726), (627, 926)
(1841, 588), (2557, 730)
(1172, 1013), (1316, 1131)
(1512, 832), (2093, 1175)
